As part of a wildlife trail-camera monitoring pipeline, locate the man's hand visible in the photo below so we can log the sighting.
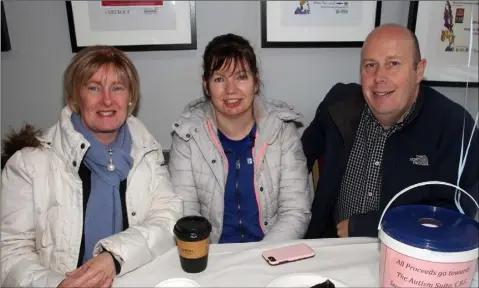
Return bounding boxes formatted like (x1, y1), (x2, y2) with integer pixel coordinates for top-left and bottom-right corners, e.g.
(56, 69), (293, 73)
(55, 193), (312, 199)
(58, 252), (116, 287)
(336, 219), (349, 238)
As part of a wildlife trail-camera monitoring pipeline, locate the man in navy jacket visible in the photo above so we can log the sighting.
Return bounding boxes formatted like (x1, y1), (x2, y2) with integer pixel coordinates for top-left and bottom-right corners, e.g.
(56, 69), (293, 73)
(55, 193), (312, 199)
(302, 24), (478, 239)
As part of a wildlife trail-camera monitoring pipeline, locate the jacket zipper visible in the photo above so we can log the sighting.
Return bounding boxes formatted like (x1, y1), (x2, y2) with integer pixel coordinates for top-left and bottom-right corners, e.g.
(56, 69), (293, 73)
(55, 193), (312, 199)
(235, 158), (245, 242)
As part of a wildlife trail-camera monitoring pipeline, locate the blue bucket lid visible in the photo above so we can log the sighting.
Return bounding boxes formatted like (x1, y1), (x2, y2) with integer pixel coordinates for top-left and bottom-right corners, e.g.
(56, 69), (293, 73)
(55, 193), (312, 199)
(381, 205), (479, 252)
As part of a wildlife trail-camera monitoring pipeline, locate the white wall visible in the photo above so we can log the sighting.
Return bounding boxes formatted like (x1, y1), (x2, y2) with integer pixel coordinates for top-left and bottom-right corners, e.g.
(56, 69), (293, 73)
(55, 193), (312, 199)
(1, 1), (477, 148)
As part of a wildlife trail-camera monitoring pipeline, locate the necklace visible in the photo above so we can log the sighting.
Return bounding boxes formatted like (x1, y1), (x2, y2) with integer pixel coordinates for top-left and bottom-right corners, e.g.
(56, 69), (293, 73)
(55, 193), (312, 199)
(107, 149), (116, 172)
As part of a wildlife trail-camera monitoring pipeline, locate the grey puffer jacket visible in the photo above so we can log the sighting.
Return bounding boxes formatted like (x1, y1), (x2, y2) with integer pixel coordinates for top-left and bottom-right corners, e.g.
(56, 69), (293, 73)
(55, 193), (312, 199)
(168, 95), (312, 243)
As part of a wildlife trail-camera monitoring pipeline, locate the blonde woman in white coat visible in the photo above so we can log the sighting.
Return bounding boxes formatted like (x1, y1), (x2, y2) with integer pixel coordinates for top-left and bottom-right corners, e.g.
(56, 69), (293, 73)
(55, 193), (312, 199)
(0, 46), (182, 287)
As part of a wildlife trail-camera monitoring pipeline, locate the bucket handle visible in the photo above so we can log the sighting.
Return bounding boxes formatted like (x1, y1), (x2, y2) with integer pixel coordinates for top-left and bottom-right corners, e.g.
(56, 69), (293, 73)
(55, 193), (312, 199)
(378, 180), (479, 230)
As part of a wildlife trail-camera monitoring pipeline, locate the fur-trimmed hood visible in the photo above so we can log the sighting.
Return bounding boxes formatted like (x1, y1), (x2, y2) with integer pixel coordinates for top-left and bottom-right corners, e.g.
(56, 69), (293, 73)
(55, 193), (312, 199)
(1, 124), (42, 169)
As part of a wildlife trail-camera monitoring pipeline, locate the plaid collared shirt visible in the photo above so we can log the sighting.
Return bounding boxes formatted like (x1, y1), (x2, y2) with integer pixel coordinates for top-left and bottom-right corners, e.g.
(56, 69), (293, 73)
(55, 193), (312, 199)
(335, 104), (415, 224)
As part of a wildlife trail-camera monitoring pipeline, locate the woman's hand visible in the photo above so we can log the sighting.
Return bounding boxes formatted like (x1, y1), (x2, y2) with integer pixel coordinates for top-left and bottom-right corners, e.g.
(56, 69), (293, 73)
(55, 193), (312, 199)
(58, 252), (116, 287)
(57, 270), (111, 288)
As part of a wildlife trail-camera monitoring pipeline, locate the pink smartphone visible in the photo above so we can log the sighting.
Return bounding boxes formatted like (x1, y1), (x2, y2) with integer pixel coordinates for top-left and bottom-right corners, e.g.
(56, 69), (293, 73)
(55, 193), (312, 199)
(262, 243), (315, 266)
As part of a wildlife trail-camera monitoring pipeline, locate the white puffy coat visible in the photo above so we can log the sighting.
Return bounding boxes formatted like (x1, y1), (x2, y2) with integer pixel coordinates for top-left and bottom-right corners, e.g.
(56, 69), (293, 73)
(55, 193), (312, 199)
(168, 96), (312, 243)
(0, 107), (183, 287)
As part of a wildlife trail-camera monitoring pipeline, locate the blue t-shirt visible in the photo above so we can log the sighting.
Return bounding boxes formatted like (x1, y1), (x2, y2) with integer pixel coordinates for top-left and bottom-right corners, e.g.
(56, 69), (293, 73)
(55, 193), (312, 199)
(218, 124), (264, 243)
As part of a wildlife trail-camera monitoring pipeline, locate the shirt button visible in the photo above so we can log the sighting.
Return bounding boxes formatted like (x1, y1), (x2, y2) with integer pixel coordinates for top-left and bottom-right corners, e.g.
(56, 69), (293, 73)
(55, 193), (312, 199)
(131, 212), (136, 216)
(368, 192), (373, 197)
(80, 143), (85, 149)
(260, 187), (264, 192)
(374, 161), (380, 166)
(264, 221), (268, 226)
(72, 161), (77, 167)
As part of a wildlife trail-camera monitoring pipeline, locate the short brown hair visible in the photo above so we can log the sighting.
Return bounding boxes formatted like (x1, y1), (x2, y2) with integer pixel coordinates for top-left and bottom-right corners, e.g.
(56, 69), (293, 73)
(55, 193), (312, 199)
(63, 45), (140, 114)
(202, 33), (261, 96)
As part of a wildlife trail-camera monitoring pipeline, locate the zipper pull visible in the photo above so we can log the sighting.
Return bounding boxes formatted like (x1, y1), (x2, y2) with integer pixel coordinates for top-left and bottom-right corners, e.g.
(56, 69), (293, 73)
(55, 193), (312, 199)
(107, 149), (116, 172)
(236, 159), (240, 169)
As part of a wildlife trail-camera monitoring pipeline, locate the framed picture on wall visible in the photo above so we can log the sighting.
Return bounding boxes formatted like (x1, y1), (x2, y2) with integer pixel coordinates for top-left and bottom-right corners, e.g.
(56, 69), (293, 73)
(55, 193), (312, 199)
(1, 2), (11, 52)
(408, 1), (478, 87)
(261, 1), (382, 48)
(65, 1), (196, 52)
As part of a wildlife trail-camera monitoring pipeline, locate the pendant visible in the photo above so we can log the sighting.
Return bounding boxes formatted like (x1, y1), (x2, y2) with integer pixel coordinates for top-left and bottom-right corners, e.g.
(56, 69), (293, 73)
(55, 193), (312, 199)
(107, 149), (116, 172)
(107, 163), (116, 172)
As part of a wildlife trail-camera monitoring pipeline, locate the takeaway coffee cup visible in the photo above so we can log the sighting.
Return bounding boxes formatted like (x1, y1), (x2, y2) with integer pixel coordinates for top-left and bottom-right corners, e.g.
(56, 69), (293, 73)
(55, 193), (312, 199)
(173, 216), (212, 273)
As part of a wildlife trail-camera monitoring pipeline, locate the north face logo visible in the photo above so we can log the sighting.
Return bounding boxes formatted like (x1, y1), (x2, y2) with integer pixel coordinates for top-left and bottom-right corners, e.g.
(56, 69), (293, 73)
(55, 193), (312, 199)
(410, 155), (429, 166)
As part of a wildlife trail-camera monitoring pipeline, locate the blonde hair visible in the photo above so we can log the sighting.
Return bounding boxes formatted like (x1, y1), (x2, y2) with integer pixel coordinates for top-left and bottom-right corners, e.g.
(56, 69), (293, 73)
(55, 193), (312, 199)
(63, 45), (140, 114)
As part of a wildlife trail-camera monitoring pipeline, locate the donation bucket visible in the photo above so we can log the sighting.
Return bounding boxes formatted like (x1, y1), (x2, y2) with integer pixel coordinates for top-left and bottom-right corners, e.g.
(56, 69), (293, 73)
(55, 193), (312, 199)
(378, 181), (479, 288)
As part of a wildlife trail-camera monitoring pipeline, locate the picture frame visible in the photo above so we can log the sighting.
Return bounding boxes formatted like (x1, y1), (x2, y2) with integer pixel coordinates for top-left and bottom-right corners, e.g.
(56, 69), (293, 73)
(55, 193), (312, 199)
(1, 2), (11, 52)
(261, 1), (382, 48)
(408, 1), (478, 87)
(65, 1), (197, 52)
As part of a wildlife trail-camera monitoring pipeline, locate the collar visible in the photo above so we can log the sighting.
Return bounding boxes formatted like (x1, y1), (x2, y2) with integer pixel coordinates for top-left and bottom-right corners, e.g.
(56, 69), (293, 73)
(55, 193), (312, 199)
(173, 95), (302, 144)
(38, 106), (160, 173)
(328, 83), (427, 151)
(329, 87), (365, 152)
(408, 83), (427, 123)
(364, 102), (416, 132)
(329, 84), (427, 137)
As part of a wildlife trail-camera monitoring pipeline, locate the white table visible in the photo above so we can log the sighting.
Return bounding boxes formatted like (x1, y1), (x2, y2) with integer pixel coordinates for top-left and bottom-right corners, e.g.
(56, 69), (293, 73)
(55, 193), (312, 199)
(114, 237), (382, 287)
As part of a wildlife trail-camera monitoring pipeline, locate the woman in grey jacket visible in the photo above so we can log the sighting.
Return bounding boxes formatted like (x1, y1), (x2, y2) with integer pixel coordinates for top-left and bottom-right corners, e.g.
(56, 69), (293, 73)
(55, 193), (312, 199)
(168, 34), (312, 244)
